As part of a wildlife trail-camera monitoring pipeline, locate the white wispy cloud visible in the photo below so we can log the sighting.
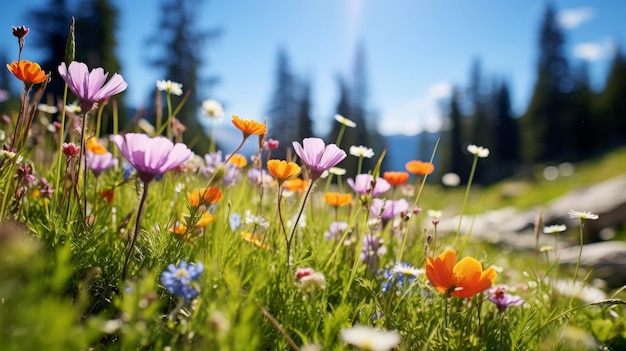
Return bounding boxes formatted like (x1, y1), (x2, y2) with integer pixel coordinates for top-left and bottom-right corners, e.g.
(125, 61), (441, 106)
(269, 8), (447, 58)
(378, 81), (452, 136)
(557, 7), (594, 30)
(574, 38), (616, 61)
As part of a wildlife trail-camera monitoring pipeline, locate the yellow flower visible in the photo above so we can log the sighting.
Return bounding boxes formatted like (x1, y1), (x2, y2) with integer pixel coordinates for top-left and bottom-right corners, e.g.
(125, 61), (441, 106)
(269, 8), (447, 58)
(425, 249), (497, 298)
(231, 115), (266, 138)
(195, 212), (216, 227)
(242, 232), (266, 249)
(267, 159), (301, 181)
(86, 138), (107, 155)
(227, 153), (248, 168)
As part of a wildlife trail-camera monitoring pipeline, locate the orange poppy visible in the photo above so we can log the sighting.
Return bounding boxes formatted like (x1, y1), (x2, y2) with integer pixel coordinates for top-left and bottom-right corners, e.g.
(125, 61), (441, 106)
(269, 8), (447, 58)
(6, 60), (49, 88)
(323, 192), (353, 207)
(86, 138), (107, 155)
(425, 249), (497, 298)
(405, 160), (435, 176)
(383, 171), (409, 186)
(267, 159), (301, 181)
(227, 153), (248, 168)
(231, 115), (266, 138)
(283, 177), (309, 193)
(188, 186), (223, 207)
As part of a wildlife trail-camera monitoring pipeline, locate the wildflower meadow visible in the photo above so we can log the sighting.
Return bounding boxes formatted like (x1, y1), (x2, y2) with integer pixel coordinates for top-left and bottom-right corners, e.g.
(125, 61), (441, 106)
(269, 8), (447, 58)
(1, 23), (626, 351)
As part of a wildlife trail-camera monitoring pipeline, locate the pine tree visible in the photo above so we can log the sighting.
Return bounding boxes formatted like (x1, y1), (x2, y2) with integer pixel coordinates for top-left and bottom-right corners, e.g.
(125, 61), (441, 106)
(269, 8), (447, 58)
(75, 0), (127, 131)
(599, 46), (626, 146)
(438, 87), (466, 182)
(267, 48), (299, 159)
(148, 0), (219, 152)
(296, 78), (314, 140)
(467, 59), (493, 150)
(27, 0), (73, 103)
(566, 62), (596, 157)
(520, 3), (570, 163)
(492, 79), (520, 177)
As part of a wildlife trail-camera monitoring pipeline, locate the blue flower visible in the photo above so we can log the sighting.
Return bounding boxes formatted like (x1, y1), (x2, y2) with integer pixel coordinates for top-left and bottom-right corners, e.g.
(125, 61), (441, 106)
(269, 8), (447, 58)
(381, 262), (424, 294)
(229, 212), (242, 231)
(160, 259), (203, 301)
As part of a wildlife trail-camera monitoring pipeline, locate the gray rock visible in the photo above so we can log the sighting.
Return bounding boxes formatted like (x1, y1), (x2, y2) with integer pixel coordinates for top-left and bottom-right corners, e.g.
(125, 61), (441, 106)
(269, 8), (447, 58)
(558, 241), (626, 287)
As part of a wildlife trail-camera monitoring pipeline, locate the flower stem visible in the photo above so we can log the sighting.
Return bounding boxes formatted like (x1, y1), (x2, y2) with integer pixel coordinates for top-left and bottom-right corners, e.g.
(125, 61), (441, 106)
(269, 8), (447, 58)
(286, 179), (316, 265)
(335, 124), (346, 148)
(456, 154), (479, 251)
(122, 180), (150, 281)
(573, 219), (585, 283)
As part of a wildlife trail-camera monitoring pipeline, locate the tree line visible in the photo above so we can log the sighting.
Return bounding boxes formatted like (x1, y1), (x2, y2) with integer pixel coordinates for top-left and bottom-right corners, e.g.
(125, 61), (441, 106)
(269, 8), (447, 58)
(3, 1), (626, 185)
(438, 4), (626, 184)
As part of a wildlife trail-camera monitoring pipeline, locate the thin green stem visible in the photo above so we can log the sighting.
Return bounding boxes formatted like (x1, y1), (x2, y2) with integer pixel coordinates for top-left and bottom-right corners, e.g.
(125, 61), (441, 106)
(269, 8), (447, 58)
(94, 105), (104, 139)
(286, 179), (316, 265)
(53, 85), (70, 210)
(122, 180), (150, 281)
(166, 92), (173, 140)
(335, 124), (346, 148)
(455, 154), (478, 250)
(398, 138), (438, 261)
(573, 219), (585, 283)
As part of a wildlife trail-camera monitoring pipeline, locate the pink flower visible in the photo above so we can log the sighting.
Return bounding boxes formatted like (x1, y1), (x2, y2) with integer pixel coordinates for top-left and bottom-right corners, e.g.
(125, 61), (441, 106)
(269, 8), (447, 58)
(58, 61), (127, 113)
(86, 151), (118, 177)
(292, 137), (346, 180)
(111, 133), (192, 183)
(347, 174), (391, 197)
(370, 198), (409, 220)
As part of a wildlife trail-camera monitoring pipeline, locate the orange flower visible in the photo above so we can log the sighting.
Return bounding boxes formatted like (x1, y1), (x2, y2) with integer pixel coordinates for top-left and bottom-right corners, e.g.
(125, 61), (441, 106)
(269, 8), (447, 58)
(171, 221), (188, 235)
(383, 171), (409, 186)
(242, 232), (266, 249)
(227, 153), (248, 168)
(405, 160), (435, 175)
(100, 188), (115, 203)
(188, 187), (223, 207)
(324, 192), (353, 207)
(283, 178), (309, 193)
(267, 159), (301, 181)
(6, 60), (49, 88)
(231, 115), (266, 138)
(86, 138), (107, 155)
(425, 249), (497, 298)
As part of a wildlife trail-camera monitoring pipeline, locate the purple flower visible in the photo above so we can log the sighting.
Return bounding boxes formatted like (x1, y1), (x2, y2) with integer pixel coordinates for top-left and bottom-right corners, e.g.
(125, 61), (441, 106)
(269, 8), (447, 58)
(324, 221), (349, 241)
(223, 164), (240, 186)
(160, 260), (204, 301)
(489, 287), (524, 312)
(203, 151), (223, 176)
(86, 151), (118, 177)
(111, 133), (192, 183)
(58, 61), (127, 112)
(361, 234), (386, 271)
(292, 137), (346, 180)
(347, 174), (391, 197)
(370, 198), (409, 225)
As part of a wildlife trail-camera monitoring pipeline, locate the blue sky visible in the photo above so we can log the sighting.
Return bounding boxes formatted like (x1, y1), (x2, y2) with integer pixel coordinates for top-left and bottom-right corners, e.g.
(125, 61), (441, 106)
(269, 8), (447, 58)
(2, 0), (625, 137)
